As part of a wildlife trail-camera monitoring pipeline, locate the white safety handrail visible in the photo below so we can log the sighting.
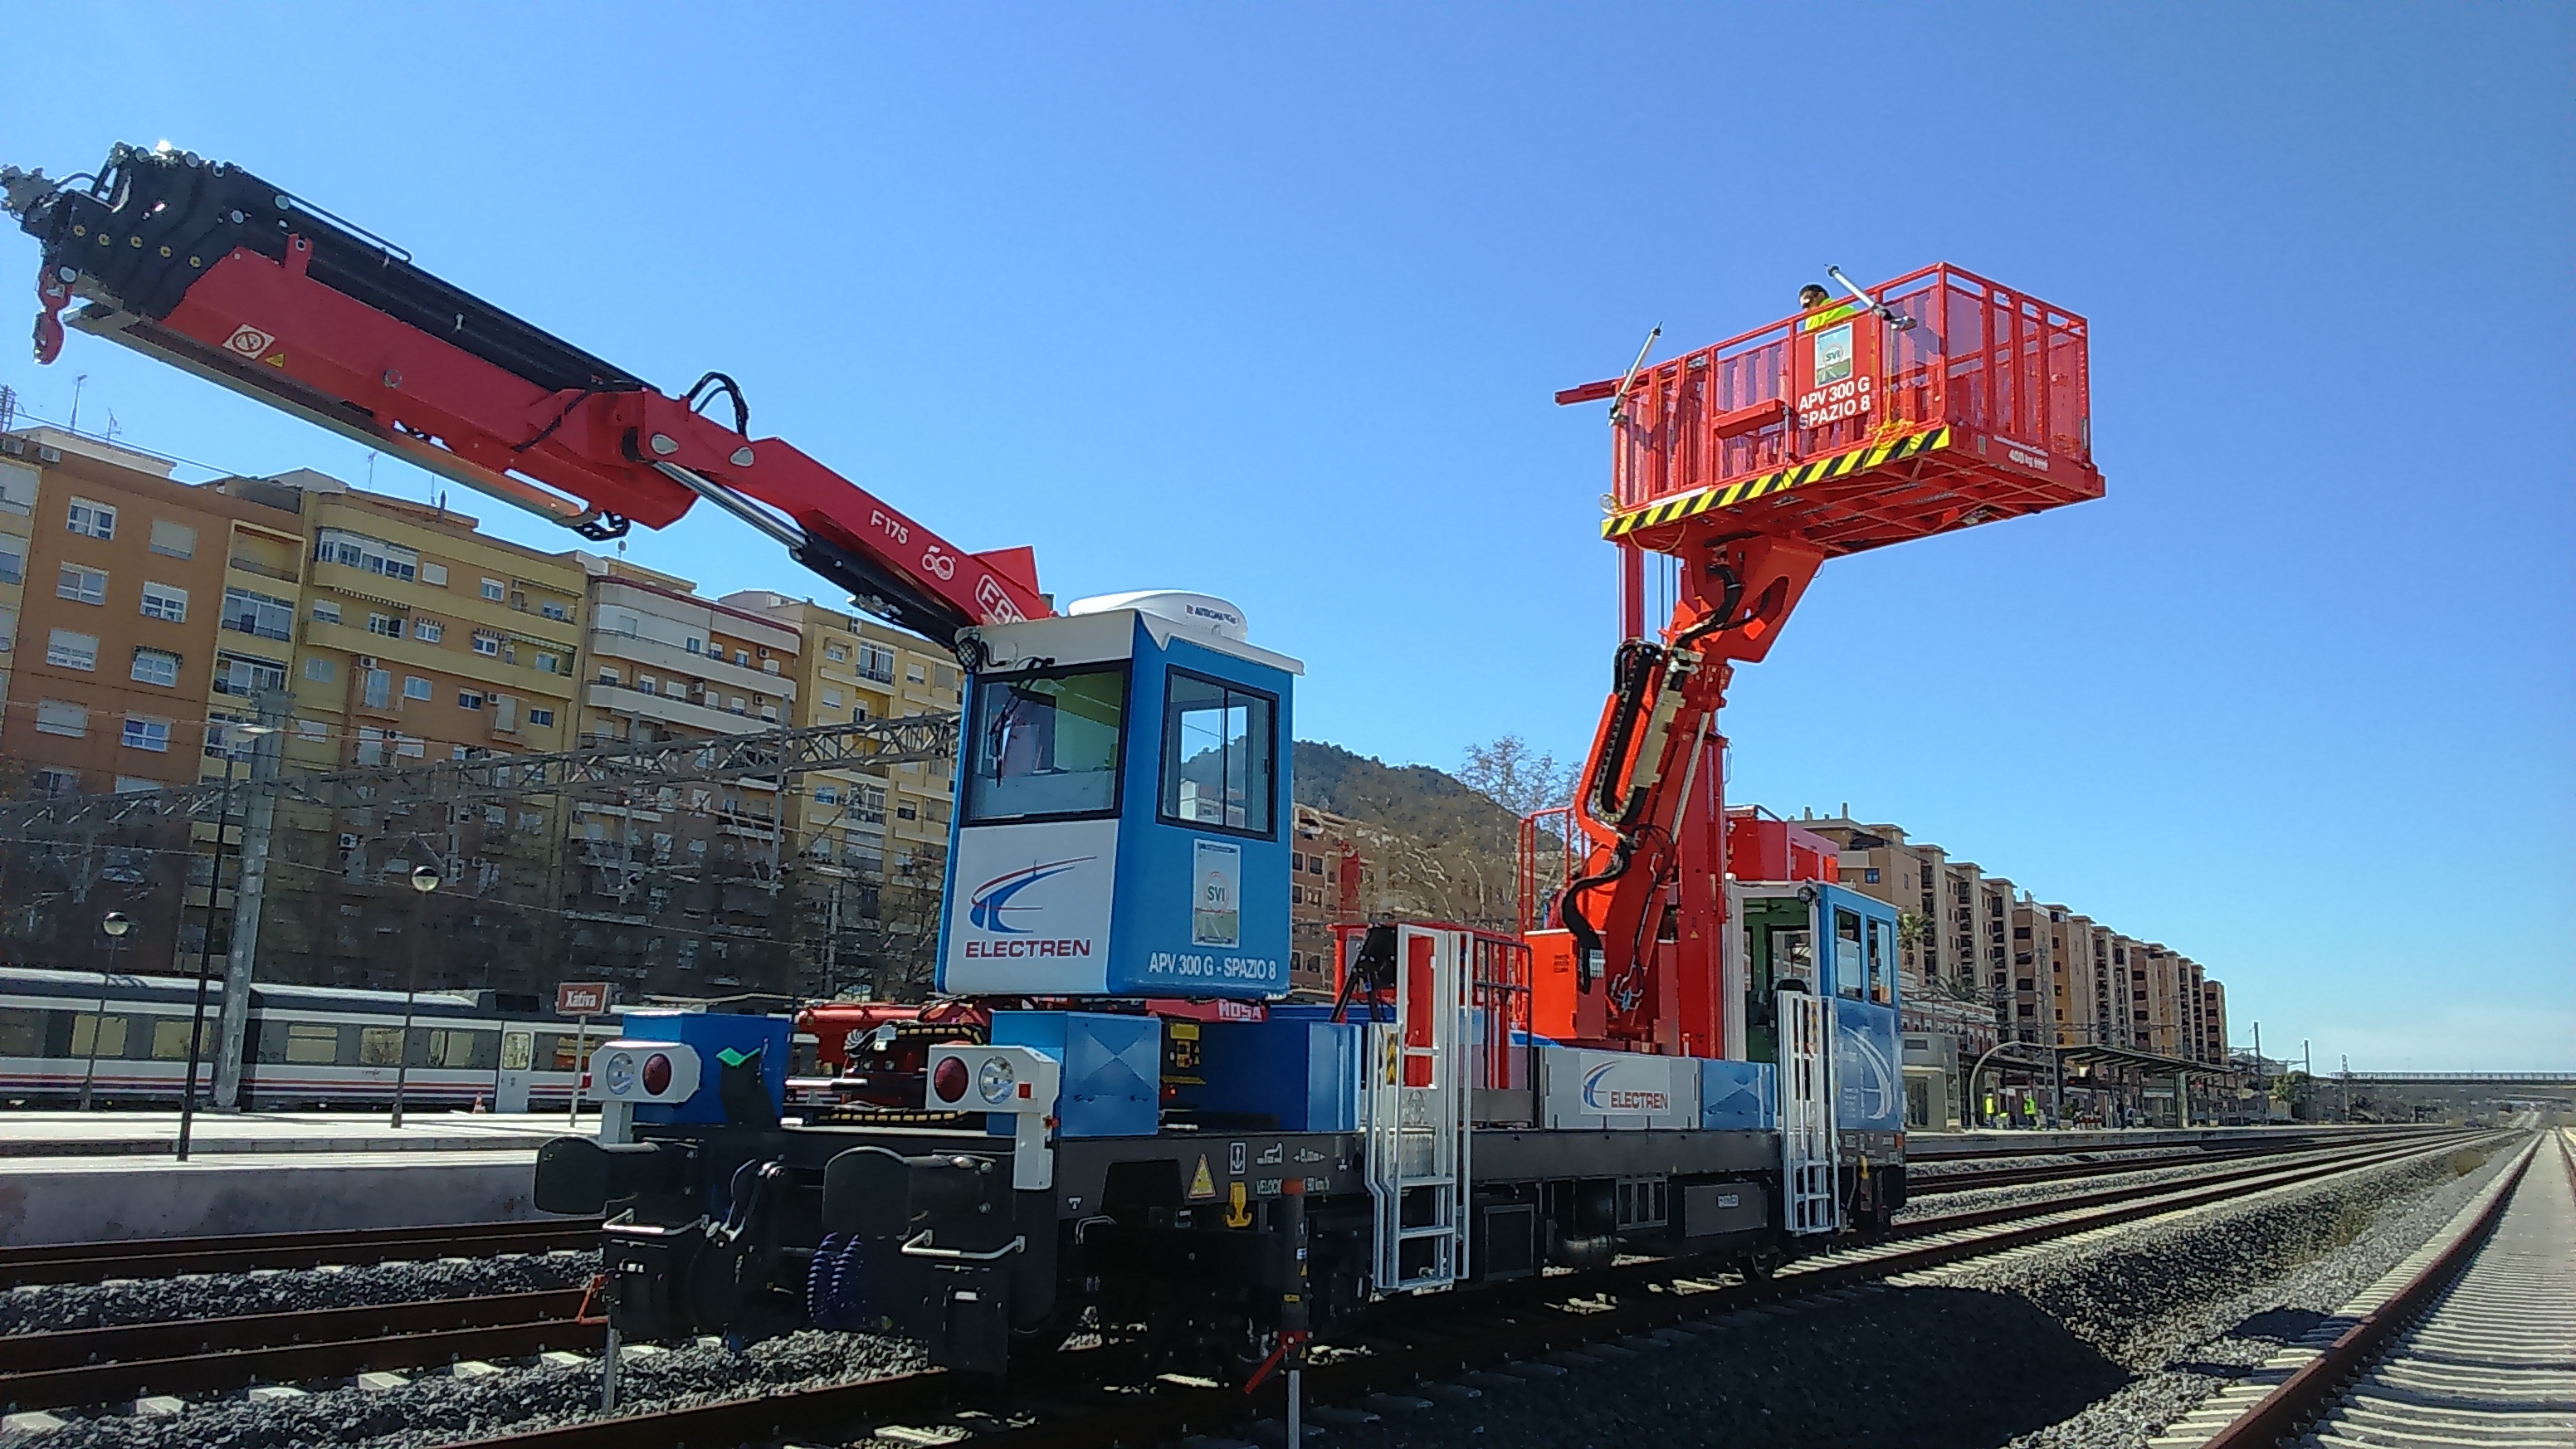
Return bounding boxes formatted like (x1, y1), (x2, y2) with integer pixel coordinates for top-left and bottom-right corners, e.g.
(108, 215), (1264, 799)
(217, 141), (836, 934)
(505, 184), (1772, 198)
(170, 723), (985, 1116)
(1778, 987), (1840, 1236)
(1363, 925), (1471, 1295)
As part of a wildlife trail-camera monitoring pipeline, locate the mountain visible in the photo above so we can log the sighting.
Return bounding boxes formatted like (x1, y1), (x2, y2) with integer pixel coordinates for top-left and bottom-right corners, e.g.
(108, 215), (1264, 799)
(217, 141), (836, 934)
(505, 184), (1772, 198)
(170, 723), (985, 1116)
(1291, 740), (1523, 929)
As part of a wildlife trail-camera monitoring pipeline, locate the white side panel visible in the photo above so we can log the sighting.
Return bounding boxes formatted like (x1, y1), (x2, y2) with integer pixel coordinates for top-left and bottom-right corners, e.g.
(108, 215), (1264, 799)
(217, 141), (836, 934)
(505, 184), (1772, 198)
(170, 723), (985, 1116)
(1538, 1046), (1700, 1129)
(941, 818), (1120, 995)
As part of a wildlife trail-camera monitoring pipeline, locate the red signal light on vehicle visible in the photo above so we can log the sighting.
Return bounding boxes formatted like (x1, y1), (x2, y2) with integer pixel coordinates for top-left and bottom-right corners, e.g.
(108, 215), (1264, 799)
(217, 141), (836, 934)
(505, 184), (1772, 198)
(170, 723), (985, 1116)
(931, 1055), (970, 1105)
(642, 1052), (674, 1096)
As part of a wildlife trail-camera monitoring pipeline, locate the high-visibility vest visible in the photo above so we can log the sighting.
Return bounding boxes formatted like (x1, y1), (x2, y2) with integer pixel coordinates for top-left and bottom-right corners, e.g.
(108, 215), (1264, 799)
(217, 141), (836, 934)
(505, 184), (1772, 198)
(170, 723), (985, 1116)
(1800, 300), (1866, 331)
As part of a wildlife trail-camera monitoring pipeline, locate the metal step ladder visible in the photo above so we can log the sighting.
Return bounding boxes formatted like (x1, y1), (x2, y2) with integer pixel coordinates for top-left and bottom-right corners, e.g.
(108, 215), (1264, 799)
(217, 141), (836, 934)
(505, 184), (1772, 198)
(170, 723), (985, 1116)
(1778, 986), (1840, 1236)
(1363, 925), (1471, 1295)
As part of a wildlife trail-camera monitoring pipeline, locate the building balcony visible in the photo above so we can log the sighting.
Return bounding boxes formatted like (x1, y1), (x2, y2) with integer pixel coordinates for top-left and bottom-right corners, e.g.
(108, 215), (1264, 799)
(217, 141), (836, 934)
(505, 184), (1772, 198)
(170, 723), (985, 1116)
(587, 628), (798, 703)
(583, 681), (778, 737)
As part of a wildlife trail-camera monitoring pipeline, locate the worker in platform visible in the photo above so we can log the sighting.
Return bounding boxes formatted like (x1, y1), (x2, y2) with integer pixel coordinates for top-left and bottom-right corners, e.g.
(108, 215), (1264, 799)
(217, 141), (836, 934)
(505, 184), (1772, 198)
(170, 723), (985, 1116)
(1799, 282), (1866, 331)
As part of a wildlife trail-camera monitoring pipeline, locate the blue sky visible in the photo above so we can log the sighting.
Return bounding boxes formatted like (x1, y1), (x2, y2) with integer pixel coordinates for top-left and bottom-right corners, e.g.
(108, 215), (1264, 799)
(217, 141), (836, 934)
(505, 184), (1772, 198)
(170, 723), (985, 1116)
(2, 5), (2567, 1069)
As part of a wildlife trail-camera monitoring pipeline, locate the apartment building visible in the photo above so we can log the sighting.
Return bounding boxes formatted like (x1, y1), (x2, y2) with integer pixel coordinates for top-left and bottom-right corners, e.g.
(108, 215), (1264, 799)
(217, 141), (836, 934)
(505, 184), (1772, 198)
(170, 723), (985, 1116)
(2199, 978), (2229, 1063)
(1287, 803), (1374, 999)
(724, 590), (959, 998)
(0, 430), (310, 974)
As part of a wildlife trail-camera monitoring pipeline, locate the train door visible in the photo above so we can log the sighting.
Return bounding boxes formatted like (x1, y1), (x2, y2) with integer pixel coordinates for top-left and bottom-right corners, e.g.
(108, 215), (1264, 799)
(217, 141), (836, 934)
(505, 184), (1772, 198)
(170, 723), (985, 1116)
(1730, 887), (1816, 1066)
(495, 1027), (535, 1113)
(1815, 886), (1904, 1138)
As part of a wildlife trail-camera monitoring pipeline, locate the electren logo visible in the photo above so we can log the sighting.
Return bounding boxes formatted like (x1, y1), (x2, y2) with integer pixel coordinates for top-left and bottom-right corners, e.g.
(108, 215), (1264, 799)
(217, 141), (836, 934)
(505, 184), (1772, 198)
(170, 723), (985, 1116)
(966, 856), (1094, 934)
(1581, 1061), (1670, 1114)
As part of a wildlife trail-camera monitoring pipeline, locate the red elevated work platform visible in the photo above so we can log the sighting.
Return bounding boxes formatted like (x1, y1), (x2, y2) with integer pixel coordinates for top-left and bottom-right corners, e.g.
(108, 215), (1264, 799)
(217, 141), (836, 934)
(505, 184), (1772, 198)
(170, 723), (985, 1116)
(1562, 264), (2103, 559)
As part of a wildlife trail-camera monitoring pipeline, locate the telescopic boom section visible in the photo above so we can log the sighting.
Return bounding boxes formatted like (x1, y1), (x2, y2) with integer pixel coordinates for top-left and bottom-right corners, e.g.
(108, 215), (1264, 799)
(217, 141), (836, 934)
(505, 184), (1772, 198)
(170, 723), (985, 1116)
(2, 144), (1048, 645)
(1549, 266), (2103, 1055)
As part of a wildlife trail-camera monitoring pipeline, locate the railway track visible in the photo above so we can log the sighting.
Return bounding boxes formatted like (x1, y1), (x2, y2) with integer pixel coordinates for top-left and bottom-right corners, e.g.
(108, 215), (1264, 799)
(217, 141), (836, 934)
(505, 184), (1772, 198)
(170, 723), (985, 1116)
(412, 1126), (2497, 1449)
(1910, 1125), (2453, 1195)
(2151, 1127), (2572, 1449)
(0, 1217), (599, 1290)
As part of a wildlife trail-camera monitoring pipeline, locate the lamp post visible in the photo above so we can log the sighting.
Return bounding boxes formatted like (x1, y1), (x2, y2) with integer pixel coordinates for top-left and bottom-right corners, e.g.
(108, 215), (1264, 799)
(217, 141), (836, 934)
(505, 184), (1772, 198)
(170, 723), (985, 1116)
(79, 911), (133, 1110)
(179, 722), (275, 1161)
(389, 863), (441, 1129)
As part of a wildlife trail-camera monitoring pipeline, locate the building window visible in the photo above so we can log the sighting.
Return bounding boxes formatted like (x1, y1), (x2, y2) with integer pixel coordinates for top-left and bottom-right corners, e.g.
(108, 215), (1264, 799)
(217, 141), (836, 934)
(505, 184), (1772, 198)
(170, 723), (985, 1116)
(213, 652), (288, 696)
(1863, 867), (1881, 883)
(457, 690), (484, 710)
(365, 612), (402, 638)
(130, 648), (180, 687)
(310, 598), (341, 625)
(596, 666), (619, 685)
(0, 539), (22, 586)
(222, 587), (295, 642)
(813, 784), (841, 806)
(120, 716), (172, 752)
(66, 496), (116, 539)
(56, 564), (106, 606)
(527, 707), (555, 727)
(0, 460), (31, 515)
(727, 695), (747, 715)
(824, 642), (847, 663)
(363, 669), (391, 708)
(471, 632), (500, 657)
(764, 657), (781, 676)
(0, 604), (13, 652)
(733, 650), (749, 667)
(41, 624), (101, 671)
(412, 618), (444, 644)
(148, 519), (196, 559)
(403, 676), (433, 700)
(906, 662), (926, 684)
(315, 528), (419, 582)
(35, 700), (88, 737)
(115, 776), (162, 795)
(481, 578), (505, 602)
(540, 600), (571, 622)
(420, 561), (448, 587)
(136, 581), (188, 623)
(858, 642), (896, 681)
(822, 688), (843, 710)
(303, 656), (336, 682)
(31, 765), (80, 795)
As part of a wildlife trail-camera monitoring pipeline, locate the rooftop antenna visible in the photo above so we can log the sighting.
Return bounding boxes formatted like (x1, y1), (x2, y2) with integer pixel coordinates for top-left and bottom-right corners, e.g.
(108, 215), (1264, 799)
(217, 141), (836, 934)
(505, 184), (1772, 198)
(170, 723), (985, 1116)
(364, 449), (378, 489)
(102, 409), (120, 443)
(1606, 324), (1662, 427)
(68, 373), (87, 433)
(1826, 266), (1915, 330)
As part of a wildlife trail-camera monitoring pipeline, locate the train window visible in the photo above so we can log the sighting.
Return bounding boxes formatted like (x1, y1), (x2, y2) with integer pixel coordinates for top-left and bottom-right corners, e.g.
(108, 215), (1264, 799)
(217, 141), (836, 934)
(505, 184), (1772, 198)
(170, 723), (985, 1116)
(151, 1019), (198, 1060)
(0, 1007), (41, 1056)
(1865, 917), (1891, 1003)
(500, 1032), (534, 1071)
(282, 1022), (342, 1064)
(424, 1030), (484, 1068)
(69, 1014), (130, 1059)
(548, 1033), (604, 1072)
(359, 1027), (405, 1066)
(1835, 909), (1865, 1000)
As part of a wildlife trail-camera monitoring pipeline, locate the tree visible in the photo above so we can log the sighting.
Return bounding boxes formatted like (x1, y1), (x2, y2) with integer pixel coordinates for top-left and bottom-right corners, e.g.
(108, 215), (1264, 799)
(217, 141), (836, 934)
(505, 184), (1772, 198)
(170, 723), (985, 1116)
(1459, 735), (1577, 819)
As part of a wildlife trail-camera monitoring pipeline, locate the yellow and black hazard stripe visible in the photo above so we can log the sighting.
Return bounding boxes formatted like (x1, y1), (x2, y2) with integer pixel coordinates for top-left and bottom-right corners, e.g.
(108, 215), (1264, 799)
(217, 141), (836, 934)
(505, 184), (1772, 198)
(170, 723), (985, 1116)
(1601, 427), (1953, 540)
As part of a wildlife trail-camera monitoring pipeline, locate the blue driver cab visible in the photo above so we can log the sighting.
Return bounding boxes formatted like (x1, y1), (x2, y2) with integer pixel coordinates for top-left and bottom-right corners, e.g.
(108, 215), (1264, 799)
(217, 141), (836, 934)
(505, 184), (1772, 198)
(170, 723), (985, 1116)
(944, 592), (1300, 1001)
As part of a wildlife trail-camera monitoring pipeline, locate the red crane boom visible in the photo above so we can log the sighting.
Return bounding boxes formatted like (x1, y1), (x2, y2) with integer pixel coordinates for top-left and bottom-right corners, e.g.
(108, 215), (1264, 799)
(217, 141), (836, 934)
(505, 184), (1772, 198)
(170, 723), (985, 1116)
(1544, 265), (2105, 1056)
(2, 143), (1047, 645)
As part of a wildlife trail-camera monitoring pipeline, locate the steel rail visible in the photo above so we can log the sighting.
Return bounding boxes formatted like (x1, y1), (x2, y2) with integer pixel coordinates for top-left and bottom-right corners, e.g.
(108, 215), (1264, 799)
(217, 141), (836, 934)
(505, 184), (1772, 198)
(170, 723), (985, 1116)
(2187, 1130), (2552, 1449)
(0, 1288), (583, 1377)
(1915, 1126), (2443, 1194)
(437, 1128), (2503, 1449)
(0, 1218), (599, 1290)
(0, 1291), (594, 1411)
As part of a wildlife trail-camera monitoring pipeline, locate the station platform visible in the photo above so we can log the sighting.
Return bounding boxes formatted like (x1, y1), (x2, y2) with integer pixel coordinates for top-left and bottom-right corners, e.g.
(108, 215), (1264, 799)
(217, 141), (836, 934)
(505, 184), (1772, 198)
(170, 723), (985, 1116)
(0, 1112), (584, 1247)
(0, 1109), (576, 1159)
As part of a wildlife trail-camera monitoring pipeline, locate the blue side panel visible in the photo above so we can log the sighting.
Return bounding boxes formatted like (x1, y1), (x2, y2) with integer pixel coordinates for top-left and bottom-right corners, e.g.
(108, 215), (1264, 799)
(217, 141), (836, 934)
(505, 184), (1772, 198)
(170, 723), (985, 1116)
(1193, 1019), (1360, 1132)
(1700, 1059), (1777, 1130)
(1834, 1000), (1905, 1132)
(622, 1010), (790, 1126)
(1103, 627), (1294, 998)
(991, 1011), (1162, 1137)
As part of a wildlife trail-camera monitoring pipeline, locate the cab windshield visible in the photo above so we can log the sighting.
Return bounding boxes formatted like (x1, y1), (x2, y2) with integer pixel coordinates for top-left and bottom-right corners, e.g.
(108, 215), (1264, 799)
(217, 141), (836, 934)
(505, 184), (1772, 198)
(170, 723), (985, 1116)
(963, 665), (1127, 822)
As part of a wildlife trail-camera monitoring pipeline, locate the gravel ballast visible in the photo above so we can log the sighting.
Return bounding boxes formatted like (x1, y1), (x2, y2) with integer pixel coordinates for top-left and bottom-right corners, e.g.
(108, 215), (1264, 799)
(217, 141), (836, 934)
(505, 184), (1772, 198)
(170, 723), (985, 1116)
(0, 1251), (601, 1336)
(1313, 1136), (2510, 1449)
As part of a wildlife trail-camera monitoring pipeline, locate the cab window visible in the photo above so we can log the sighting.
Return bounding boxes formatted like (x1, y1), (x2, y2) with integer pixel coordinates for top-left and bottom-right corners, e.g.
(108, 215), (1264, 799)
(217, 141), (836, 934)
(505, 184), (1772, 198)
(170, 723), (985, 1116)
(964, 665), (1128, 822)
(1835, 908), (1865, 1000)
(1159, 670), (1276, 837)
(1864, 916), (1891, 1003)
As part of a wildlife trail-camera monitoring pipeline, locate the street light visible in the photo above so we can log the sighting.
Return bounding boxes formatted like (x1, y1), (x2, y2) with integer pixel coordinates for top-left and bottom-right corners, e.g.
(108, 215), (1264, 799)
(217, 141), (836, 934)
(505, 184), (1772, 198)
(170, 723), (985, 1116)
(78, 911), (134, 1110)
(389, 863), (441, 1129)
(178, 720), (277, 1161)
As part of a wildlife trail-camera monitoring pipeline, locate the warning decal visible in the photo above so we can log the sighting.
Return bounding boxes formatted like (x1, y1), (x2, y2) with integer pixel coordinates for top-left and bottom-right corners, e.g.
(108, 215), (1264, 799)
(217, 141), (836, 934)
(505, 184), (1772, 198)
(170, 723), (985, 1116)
(224, 325), (274, 359)
(1188, 1154), (1217, 1200)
